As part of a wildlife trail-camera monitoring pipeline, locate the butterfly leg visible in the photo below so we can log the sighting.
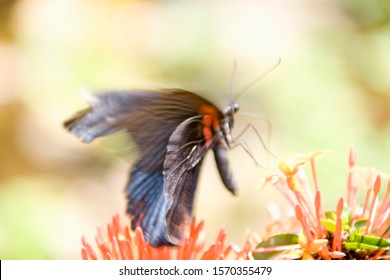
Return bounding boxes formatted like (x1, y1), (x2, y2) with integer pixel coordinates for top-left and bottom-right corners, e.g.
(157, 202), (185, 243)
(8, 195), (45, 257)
(233, 123), (276, 160)
(227, 123), (277, 169)
(230, 138), (264, 168)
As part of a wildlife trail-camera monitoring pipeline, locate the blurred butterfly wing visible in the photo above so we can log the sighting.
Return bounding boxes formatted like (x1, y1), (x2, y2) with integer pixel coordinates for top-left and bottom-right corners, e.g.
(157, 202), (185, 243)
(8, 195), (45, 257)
(64, 90), (211, 171)
(63, 90), (213, 246)
(163, 115), (209, 244)
(126, 168), (170, 246)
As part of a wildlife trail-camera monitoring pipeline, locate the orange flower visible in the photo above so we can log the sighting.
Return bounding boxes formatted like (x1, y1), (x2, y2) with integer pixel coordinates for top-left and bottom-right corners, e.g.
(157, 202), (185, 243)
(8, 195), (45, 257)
(256, 145), (390, 260)
(81, 214), (252, 260)
(80, 146), (389, 260)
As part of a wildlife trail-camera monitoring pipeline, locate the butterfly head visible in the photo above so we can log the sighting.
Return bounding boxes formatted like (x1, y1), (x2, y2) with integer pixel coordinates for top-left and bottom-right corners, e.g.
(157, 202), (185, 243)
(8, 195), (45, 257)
(217, 102), (239, 148)
(224, 102), (239, 115)
(223, 102), (239, 127)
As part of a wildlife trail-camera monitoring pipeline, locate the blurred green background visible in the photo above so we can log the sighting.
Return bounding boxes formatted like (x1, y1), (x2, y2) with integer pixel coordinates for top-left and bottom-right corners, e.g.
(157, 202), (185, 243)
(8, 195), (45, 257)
(1, 0), (390, 259)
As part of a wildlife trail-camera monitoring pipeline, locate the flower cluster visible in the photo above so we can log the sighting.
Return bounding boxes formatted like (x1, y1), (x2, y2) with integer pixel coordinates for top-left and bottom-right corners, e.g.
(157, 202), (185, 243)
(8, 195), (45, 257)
(81, 145), (389, 260)
(255, 145), (389, 260)
(81, 214), (252, 260)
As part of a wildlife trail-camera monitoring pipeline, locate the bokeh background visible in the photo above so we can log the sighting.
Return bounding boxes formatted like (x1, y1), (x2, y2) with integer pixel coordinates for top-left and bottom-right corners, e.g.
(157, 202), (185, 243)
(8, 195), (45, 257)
(1, 0), (389, 259)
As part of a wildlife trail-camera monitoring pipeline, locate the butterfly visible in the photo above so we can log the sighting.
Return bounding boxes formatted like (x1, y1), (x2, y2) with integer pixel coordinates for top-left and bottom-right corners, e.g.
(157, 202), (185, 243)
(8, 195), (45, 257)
(63, 89), (238, 247)
(63, 60), (279, 247)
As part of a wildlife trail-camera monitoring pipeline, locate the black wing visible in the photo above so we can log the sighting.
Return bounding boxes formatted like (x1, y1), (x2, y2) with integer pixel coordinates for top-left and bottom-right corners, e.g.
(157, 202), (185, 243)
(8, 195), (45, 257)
(125, 168), (170, 246)
(63, 90), (213, 246)
(163, 115), (209, 244)
(162, 116), (239, 244)
(64, 89), (211, 172)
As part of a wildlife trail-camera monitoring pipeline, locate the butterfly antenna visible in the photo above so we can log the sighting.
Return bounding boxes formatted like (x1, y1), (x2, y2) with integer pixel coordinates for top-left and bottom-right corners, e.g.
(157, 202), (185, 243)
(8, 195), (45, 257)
(233, 57), (281, 102)
(229, 59), (238, 103)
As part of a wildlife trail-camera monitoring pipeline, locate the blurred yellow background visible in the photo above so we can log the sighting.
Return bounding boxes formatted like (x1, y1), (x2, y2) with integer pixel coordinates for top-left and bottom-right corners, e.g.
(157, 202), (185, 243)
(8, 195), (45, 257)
(1, 0), (390, 259)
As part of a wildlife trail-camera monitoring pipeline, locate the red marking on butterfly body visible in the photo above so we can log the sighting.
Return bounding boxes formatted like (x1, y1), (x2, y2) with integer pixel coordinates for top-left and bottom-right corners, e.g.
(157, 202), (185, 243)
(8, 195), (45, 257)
(199, 104), (221, 148)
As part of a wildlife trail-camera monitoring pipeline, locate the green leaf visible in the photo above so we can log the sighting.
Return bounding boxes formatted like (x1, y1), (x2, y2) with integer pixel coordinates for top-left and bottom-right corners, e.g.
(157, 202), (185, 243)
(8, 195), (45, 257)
(325, 211), (337, 221)
(345, 242), (380, 250)
(323, 210), (351, 232)
(353, 219), (367, 233)
(346, 233), (390, 251)
(321, 219), (336, 233)
(253, 234), (299, 260)
(341, 208), (352, 226)
(341, 215), (350, 229)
